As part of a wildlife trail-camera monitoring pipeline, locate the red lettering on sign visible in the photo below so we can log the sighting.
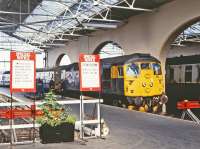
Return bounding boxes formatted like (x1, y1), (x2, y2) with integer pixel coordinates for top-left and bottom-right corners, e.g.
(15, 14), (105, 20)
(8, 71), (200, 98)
(83, 55), (96, 62)
(16, 52), (31, 60)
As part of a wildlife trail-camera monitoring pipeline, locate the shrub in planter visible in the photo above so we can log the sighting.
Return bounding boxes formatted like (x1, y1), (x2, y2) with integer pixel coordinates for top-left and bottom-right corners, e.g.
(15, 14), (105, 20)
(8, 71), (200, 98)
(60, 122), (74, 142)
(39, 124), (62, 144)
(37, 91), (76, 143)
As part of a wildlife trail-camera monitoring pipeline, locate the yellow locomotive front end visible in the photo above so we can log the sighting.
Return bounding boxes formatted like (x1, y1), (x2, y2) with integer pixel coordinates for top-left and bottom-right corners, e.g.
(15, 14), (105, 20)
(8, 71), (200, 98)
(124, 61), (166, 113)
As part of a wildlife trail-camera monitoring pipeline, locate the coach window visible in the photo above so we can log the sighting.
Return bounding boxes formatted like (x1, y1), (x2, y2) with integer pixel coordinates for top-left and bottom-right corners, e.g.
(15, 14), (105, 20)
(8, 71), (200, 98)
(197, 65), (200, 82)
(185, 65), (192, 82)
(118, 66), (124, 76)
(103, 68), (111, 80)
(169, 68), (174, 82)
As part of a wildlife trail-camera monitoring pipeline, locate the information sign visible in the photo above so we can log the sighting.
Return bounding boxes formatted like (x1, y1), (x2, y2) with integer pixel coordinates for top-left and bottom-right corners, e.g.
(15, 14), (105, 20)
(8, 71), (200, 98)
(10, 51), (36, 93)
(79, 54), (101, 91)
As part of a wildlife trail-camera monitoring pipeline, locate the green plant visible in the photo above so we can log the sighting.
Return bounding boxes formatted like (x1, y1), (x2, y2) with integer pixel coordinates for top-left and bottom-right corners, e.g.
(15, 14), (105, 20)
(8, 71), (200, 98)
(36, 90), (76, 127)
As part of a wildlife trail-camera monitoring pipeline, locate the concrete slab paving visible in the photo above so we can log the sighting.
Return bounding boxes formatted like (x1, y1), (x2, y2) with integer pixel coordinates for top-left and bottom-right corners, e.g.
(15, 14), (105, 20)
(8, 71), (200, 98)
(1, 105), (200, 149)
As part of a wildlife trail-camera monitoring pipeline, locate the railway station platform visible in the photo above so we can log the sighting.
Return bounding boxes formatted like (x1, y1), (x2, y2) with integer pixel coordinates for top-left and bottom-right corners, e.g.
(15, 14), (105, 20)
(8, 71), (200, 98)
(0, 105), (199, 149)
(0, 87), (32, 102)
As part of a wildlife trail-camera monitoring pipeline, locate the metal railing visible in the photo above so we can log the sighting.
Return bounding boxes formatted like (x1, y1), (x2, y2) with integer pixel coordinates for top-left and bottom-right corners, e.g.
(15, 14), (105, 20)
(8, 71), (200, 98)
(0, 94), (105, 144)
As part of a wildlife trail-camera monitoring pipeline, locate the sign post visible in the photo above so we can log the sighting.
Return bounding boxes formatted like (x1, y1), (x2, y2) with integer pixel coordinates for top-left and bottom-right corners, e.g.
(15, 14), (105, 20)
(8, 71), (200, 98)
(79, 54), (101, 139)
(10, 51), (36, 144)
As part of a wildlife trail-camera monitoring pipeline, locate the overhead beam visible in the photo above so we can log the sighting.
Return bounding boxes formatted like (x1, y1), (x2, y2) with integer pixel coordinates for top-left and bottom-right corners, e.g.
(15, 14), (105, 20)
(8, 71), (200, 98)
(182, 40), (200, 43)
(98, 4), (154, 12)
(53, 39), (69, 41)
(0, 10), (57, 17)
(83, 22), (119, 29)
(170, 43), (186, 47)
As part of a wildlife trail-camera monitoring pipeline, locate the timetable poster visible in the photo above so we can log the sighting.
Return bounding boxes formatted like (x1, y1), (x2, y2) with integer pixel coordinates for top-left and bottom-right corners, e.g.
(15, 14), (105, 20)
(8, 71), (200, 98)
(10, 51), (36, 93)
(79, 54), (101, 91)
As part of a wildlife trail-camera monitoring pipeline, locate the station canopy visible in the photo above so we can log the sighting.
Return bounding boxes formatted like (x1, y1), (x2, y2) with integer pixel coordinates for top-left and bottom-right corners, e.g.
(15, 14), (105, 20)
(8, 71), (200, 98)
(0, 0), (172, 52)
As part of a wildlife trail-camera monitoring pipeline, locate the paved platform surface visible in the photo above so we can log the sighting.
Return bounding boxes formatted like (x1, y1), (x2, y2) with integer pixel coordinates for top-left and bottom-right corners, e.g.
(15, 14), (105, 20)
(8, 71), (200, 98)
(1, 104), (199, 149)
(0, 87), (32, 102)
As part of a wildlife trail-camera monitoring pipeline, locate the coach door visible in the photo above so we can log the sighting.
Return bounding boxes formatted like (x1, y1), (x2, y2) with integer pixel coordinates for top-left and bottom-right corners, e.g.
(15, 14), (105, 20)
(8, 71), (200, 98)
(102, 65), (112, 93)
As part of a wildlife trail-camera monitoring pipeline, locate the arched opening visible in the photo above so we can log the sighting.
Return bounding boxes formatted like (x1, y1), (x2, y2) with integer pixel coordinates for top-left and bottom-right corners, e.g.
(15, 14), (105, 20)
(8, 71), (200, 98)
(55, 54), (71, 83)
(160, 17), (200, 59)
(160, 17), (200, 116)
(55, 53), (71, 66)
(93, 41), (124, 59)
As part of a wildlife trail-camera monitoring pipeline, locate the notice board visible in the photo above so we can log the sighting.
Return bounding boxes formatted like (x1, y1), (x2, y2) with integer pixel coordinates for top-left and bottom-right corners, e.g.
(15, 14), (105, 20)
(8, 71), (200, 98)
(10, 51), (36, 93)
(79, 54), (101, 91)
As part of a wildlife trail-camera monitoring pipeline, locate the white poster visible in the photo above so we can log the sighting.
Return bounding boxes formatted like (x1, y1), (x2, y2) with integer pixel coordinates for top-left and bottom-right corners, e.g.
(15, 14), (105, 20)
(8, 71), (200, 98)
(81, 62), (100, 88)
(12, 60), (34, 89)
(10, 51), (36, 92)
(79, 54), (101, 91)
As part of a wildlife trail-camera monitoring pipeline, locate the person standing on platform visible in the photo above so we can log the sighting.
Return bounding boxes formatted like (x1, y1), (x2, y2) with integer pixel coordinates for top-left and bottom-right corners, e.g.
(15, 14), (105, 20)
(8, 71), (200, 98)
(49, 79), (55, 90)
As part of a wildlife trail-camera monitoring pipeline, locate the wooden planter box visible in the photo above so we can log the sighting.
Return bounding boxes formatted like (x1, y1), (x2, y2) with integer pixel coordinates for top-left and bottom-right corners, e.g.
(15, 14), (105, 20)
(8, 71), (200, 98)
(39, 123), (74, 144)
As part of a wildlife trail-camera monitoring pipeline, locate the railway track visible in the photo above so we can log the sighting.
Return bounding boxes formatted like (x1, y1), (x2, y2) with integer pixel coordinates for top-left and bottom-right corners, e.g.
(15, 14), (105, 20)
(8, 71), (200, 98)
(0, 93), (39, 143)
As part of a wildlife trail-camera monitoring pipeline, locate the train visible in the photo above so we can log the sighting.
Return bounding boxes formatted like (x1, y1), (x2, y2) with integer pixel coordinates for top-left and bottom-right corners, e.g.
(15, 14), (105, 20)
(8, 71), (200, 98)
(60, 53), (167, 113)
(0, 69), (54, 88)
(0, 71), (10, 87)
(166, 55), (200, 115)
(0, 53), (167, 113)
(166, 55), (200, 84)
(0, 68), (54, 98)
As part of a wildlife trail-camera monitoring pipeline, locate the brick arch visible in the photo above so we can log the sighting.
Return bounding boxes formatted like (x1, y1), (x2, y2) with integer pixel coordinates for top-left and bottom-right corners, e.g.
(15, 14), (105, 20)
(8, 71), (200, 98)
(93, 41), (123, 54)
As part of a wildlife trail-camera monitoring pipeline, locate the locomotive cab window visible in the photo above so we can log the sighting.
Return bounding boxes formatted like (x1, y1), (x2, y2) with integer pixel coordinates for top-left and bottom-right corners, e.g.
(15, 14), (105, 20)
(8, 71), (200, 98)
(185, 65), (192, 82)
(126, 63), (139, 77)
(141, 63), (150, 69)
(152, 63), (162, 75)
